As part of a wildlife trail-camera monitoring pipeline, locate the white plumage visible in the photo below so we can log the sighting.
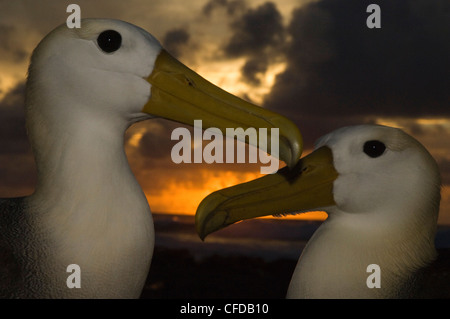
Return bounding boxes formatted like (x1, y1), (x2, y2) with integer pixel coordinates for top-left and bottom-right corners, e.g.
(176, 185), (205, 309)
(2, 19), (158, 298)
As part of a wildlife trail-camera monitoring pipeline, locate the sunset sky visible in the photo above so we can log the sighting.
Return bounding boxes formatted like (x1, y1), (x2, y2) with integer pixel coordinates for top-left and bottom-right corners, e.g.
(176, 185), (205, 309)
(0, 0), (449, 224)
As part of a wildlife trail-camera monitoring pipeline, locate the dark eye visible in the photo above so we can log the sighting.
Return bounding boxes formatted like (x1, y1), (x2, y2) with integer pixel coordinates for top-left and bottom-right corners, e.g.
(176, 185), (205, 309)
(363, 140), (386, 158)
(97, 30), (122, 53)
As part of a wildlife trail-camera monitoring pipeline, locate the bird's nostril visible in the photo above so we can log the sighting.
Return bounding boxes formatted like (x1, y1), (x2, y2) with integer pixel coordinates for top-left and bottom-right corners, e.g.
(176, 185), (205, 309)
(185, 77), (195, 87)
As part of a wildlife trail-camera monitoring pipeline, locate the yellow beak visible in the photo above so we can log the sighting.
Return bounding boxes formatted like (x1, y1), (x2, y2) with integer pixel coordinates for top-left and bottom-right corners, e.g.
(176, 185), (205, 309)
(142, 50), (302, 168)
(195, 146), (338, 240)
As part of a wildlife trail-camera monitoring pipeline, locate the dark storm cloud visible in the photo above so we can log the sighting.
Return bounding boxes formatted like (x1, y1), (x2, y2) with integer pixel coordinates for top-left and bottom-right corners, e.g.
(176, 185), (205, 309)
(202, 1), (286, 84)
(264, 0), (450, 123)
(0, 24), (29, 63)
(0, 82), (29, 155)
(162, 28), (190, 58)
(0, 82), (36, 196)
(437, 159), (450, 186)
(133, 120), (181, 161)
(241, 56), (269, 84)
(214, 2), (285, 85)
(223, 2), (284, 57)
(202, 0), (247, 17)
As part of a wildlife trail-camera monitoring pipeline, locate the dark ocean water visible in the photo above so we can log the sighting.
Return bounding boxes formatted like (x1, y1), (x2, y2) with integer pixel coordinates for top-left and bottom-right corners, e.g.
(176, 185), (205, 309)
(145, 213), (320, 298)
(153, 213), (450, 260)
(153, 213), (320, 261)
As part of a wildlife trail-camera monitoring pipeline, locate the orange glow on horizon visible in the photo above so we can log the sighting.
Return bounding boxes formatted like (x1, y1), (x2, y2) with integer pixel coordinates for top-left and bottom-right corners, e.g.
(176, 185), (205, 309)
(145, 170), (261, 215)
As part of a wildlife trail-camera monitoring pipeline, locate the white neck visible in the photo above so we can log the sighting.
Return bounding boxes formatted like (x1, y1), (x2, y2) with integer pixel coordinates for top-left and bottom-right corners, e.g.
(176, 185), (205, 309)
(287, 208), (437, 299)
(26, 106), (154, 298)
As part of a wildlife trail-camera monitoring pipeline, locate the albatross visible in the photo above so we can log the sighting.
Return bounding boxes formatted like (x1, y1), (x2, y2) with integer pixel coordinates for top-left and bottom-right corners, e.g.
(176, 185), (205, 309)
(196, 124), (449, 298)
(0, 18), (302, 298)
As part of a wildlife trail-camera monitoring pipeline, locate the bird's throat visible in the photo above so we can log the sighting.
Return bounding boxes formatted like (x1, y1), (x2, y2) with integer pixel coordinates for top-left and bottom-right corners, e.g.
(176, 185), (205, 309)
(26, 116), (154, 298)
(287, 214), (437, 298)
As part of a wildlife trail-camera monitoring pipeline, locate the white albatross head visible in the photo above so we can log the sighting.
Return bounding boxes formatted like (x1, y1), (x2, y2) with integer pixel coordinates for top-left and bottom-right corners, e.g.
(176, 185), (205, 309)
(196, 125), (441, 298)
(317, 125), (441, 221)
